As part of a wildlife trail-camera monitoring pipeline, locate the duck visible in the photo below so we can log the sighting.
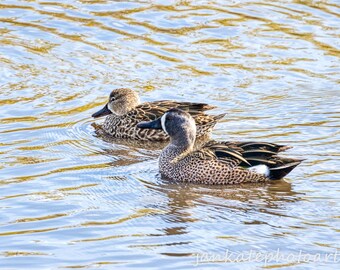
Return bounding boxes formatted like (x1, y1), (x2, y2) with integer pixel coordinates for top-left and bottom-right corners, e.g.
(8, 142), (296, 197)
(137, 108), (303, 184)
(92, 88), (225, 141)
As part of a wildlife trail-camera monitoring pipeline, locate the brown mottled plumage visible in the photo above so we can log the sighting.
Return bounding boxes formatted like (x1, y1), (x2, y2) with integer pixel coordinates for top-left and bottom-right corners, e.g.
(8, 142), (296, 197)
(137, 109), (303, 185)
(92, 88), (224, 141)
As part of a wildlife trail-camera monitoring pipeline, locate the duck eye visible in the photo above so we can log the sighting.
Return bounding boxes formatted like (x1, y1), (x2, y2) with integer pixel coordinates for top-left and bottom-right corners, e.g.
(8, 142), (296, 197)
(110, 97), (115, 102)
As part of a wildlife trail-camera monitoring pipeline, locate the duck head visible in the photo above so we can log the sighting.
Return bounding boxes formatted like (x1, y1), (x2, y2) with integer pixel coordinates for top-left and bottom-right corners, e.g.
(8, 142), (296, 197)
(92, 88), (140, 118)
(137, 108), (196, 148)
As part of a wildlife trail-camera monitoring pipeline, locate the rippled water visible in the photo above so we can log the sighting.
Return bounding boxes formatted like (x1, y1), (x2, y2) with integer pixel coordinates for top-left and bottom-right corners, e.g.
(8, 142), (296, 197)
(0, 0), (339, 269)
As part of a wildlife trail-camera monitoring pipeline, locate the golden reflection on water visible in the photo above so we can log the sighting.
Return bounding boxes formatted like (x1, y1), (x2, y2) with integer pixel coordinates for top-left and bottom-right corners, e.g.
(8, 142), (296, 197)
(0, 0), (339, 269)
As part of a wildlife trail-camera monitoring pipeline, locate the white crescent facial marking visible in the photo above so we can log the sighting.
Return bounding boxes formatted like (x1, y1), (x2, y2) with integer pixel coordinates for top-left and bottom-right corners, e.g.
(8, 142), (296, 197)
(161, 113), (168, 134)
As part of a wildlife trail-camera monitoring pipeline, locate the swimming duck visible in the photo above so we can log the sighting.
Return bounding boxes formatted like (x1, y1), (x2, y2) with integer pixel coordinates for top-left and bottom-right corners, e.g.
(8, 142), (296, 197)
(137, 108), (302, 184)
(92, 88), (225, 141)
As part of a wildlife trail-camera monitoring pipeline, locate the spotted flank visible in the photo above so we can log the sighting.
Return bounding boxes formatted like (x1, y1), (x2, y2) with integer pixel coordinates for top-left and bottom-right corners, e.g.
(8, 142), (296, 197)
(137, 108), (303, 185)
(92, 88), (224, 141)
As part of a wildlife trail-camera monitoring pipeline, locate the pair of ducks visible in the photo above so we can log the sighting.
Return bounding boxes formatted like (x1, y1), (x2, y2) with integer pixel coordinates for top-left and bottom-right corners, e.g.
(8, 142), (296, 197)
(92, 88), (302, 185)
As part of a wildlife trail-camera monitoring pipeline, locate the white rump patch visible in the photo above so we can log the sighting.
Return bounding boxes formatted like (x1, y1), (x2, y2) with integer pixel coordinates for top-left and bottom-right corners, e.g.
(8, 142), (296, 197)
(161, 113), (168, 134)
(248, 164), (270, 177)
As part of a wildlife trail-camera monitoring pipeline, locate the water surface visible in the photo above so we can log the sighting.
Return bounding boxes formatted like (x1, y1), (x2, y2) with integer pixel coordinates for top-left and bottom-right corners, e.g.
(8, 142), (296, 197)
(0, 0), (339, 269)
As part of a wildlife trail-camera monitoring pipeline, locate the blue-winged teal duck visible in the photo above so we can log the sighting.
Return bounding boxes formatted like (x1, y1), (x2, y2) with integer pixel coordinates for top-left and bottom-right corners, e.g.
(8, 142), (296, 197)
(92, 88), (225, 141)
(137, 108), (302, 184)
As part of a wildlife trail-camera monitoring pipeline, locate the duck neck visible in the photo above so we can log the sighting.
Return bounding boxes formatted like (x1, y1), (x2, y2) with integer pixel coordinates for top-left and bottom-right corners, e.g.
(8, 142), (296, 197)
(171, 136), (194, 151)
(167, 129), (195, 163)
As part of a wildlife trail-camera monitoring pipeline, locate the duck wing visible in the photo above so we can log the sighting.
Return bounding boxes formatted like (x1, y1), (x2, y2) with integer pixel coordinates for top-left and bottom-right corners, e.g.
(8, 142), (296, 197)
(195, 141), (251, 166)
(232, 141), (292, 152)
(133, 101), (224, 124)
(194, 113), (225, 125)
(191, 140), (302, 171)
(130, 103), (169, 121)
(151, 100), (217, 112)
(136, 100), (216, 115)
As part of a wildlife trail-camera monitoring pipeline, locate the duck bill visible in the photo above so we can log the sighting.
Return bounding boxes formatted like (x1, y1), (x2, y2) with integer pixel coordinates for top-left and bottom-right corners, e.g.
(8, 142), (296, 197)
(92, 104), (112, 118)
(137, 118), (162, 130)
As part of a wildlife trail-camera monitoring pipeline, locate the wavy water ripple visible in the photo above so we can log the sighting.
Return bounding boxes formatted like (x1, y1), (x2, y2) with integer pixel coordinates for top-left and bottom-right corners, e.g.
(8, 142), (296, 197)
(0, 0), (339, 269)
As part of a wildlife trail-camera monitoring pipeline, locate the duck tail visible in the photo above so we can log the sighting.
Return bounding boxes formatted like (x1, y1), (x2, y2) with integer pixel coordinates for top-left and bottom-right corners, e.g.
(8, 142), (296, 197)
(186, 102), (217, 112)
(278, 145), (293, 152)
(213, 113), (226, 121)
(269, 160), (303, 180)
